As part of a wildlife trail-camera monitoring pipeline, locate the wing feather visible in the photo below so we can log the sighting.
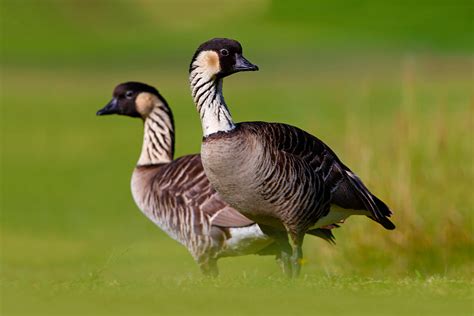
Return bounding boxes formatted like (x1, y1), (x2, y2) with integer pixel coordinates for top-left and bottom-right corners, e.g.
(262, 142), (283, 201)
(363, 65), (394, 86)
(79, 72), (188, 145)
(240, 122), (395, 230)
(161, 154), (255, 228)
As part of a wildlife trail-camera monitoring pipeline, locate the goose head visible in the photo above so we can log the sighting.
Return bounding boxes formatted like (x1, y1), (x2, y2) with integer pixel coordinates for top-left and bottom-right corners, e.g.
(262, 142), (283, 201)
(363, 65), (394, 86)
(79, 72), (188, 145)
(189, 38), (259, 79)
(97, 81), (169, 119)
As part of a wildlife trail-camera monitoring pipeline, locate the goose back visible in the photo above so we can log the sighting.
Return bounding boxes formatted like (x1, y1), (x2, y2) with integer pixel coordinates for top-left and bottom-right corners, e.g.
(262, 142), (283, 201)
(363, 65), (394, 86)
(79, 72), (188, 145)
(202, 122), (394, 231)
(202, 124), (330, 234)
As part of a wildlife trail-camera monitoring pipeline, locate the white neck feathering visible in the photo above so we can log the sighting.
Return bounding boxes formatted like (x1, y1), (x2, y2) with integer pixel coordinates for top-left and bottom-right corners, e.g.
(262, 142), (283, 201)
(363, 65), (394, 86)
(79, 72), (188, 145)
(189, 68), (235, 137)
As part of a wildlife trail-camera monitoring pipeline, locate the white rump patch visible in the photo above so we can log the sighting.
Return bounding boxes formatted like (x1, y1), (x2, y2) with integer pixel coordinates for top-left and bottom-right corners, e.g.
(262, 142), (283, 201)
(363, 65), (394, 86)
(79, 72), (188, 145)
(222, 224), (273, 256)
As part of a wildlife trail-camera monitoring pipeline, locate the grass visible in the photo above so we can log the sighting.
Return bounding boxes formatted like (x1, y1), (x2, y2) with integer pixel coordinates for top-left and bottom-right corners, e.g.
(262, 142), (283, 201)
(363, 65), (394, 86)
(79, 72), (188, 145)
(1, 1), (473, 315)
(1, 227), (472, 315)
(2, 273), (472, 315)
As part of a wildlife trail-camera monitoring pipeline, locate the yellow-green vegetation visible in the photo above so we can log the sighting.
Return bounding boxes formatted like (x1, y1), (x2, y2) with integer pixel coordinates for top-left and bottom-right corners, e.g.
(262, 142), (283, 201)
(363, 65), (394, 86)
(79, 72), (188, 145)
(1, 1), (472, 315)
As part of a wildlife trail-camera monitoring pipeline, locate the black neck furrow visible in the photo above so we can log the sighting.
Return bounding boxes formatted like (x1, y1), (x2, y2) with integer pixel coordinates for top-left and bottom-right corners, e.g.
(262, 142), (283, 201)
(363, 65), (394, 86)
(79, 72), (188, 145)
(189, 69), (235, 136)
(138, 107), (175, 165)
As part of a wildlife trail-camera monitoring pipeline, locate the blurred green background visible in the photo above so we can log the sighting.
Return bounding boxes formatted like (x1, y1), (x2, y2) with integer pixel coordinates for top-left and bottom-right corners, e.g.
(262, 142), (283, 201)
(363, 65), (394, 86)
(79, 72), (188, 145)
(1, 0), (473, 315)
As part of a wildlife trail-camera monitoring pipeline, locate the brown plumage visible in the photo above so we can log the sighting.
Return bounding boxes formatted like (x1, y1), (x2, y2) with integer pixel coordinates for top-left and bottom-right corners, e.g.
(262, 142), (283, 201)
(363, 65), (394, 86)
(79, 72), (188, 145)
(188, 38), (395, 277)
(97, 81), (335, 276)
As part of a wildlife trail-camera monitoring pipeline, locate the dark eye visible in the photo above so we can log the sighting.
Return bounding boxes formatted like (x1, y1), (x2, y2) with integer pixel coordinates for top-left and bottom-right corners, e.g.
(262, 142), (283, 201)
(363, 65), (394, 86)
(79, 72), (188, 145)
(125, 91), (134, 99)
(220, 49), (229, 56)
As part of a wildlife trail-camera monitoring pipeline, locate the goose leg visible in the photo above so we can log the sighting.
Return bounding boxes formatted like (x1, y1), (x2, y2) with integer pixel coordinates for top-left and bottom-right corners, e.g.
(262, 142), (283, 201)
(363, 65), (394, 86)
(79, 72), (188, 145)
(198, 258), (219, 277)
(288, 232), (304, 278)
(276, 239), (293, 278)
(273, 231), (293, 277)
(257, 224), (293, 277)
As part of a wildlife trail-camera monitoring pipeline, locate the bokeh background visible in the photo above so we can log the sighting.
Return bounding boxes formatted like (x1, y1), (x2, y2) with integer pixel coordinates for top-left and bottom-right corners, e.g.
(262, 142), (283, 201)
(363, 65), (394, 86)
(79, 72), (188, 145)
(1, 0), (472, 315)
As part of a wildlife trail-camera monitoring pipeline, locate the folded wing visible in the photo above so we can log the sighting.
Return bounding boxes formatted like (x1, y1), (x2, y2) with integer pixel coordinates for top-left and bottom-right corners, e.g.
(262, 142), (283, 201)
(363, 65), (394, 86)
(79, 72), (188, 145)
(241, 122), (395, 230)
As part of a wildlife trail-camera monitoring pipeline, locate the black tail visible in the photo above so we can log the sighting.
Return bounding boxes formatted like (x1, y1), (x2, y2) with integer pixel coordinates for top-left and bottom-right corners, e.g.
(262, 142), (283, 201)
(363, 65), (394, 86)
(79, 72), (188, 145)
(372, 195), (396, 230)
(345, 170), (396, 230)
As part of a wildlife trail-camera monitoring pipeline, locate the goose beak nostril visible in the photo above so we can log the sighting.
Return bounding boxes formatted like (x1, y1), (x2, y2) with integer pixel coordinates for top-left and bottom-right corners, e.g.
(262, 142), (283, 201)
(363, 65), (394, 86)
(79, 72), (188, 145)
(234, 54), (259, 72)
(97, 98), (119, 116)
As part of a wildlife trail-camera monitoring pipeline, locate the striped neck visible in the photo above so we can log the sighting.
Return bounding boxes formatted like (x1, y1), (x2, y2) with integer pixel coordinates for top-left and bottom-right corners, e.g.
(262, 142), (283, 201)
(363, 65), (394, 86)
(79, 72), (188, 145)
(189, 68), (235, 137)
(137, 101), (175, 166)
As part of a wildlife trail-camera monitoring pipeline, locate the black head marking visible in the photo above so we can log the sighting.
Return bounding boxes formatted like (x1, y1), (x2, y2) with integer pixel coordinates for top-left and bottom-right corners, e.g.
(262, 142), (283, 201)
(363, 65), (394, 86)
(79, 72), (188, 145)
(97, 82), (168, 118)
(189, 38), (258, 77)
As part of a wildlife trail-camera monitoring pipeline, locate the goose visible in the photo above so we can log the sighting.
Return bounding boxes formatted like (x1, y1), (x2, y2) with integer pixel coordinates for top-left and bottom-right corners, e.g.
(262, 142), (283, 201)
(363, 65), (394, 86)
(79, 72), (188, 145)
(96, 81), (335, 276)
(189, 38), (395, 278)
